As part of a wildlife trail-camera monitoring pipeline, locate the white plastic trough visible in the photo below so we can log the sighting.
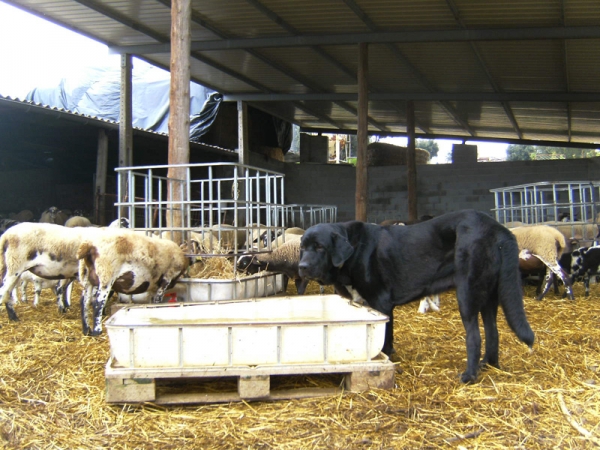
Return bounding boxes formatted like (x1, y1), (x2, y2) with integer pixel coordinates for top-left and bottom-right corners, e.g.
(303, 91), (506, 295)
(172, 272), (285, 302)
(105, 295), (388, 369)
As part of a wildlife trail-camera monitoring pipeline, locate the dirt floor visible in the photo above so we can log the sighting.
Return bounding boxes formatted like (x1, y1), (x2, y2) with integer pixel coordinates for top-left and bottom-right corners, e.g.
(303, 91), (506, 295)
(0, 280), (599, 449)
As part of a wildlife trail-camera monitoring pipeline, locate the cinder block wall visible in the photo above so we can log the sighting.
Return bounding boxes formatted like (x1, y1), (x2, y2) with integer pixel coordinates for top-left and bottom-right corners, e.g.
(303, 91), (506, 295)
(282, 157), (600, 223)
(283, 162), (357, 221)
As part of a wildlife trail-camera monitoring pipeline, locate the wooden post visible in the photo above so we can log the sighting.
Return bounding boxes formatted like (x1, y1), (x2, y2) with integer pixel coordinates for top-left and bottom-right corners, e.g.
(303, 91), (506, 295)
(355, 42), (368, 222)
(167, 0), (192, 243)
(237, 100), (249, 165)
(119, 54), (133, 168)
(95, 129), (108, 225)
(119, 54), (133, 219)
(236, 101), (249, 225)
(406, 100), (417, 222)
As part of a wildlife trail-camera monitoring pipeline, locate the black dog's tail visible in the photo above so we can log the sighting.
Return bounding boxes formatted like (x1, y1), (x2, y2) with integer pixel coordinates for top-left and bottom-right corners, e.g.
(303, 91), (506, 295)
(497, 235), (535, 348)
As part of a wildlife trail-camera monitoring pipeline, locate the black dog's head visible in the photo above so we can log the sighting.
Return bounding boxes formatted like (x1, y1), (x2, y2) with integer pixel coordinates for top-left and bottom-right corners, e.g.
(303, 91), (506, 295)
(298, 223), (354, 285)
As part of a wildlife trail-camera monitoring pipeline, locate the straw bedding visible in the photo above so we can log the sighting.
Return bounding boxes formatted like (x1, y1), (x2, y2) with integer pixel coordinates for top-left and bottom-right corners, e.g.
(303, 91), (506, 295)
(1, 281), (599, 449)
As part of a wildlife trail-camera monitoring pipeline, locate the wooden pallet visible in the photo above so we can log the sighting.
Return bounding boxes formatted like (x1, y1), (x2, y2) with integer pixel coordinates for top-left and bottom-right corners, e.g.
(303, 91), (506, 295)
(105, 353), (396, 404)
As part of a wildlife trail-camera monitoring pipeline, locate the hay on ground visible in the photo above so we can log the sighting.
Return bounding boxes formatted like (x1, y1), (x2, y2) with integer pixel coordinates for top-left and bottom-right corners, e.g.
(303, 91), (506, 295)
(0, 282), (599, 448)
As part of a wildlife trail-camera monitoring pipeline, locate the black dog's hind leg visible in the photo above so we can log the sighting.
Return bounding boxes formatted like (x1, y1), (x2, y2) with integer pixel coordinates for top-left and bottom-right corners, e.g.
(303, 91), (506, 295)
(456, 285), (482, 384)
(479, 294), (500, 370)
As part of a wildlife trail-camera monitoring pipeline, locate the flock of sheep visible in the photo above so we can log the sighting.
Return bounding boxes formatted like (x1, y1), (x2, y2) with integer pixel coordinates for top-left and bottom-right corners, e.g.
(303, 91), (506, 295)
(0, 204), (599, 337)
(0, 207), (189, 336)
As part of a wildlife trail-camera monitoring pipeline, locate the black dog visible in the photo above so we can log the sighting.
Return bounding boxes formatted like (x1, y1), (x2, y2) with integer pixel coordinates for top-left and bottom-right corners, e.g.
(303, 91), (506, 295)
(298, 209), (534, 383)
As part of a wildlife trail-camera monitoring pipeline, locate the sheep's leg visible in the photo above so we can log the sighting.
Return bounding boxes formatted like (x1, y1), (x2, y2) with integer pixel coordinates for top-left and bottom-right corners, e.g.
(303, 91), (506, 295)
(91, 287), (111, 336)
(152, 278), (172, 303)
(547, 263), (574, 300)
(33, 279), (42, 308)
(536, 256), (575, 301)
(80, 284), (95, 336)
(418, 295), (441, 314)
(417, 297), (430, 313)
(0, 274), (22, 322)
(56, 279), (73, 313)
(536, 271), (554, 301)
(64, 281), (73, 309)
(11, 286), (20, 306)
(19, 280), (28, 303)
(584, 274), (591, 297)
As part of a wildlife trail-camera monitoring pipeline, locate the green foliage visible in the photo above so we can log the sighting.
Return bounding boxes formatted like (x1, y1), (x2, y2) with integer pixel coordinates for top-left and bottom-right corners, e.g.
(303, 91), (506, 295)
(507, 144), (600, 161)
(347, 157), (357, 166)
(416, 139), (439, 159)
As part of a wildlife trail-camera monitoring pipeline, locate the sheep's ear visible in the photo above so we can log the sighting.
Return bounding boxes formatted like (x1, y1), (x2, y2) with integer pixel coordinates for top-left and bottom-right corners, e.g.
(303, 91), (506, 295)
(331, 233), (353, 268)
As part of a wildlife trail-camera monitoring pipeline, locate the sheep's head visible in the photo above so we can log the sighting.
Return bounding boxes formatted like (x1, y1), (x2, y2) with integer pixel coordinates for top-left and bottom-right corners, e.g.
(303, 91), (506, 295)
(236, 254), (263, 274)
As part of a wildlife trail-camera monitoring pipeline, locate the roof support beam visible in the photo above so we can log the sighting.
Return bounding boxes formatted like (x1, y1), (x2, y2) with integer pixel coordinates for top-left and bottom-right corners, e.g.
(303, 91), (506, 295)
(406, 100), (417, 222)
(109, 25), (600, 55)
(560, 0), (573, 142)
(222, 92), (600, 102)
(244, 0), (387, 132)
(167, 0), (192, 244)
(355, 43), (368, 222)
(298, 127), (600, 149)
(342, 0), (475, 136)
(445, 0), (522, 139)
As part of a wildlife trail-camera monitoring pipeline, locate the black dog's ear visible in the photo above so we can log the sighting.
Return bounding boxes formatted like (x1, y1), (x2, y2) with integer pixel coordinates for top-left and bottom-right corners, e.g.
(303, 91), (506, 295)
(331, 232), (354, 268)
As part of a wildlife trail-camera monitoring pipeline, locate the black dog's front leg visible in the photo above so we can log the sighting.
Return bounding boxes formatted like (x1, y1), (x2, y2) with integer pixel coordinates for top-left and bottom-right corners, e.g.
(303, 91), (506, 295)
(334, 283), (352, 299)
(381, 307), (396, 358)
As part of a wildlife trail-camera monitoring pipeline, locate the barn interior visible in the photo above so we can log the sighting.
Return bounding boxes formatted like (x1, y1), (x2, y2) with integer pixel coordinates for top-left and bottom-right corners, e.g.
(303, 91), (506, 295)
(1, 1), (600, 448)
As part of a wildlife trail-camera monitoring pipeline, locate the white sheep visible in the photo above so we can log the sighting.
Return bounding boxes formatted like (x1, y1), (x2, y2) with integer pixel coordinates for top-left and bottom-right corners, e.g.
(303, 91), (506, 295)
(551, 223), (599, 242)
(12, 271), (66, 308)
(0, 222), (103, 324)
(417, 295), (441, 314)
(236, 234), (308, 294)
(65, 216), (93, 227)
(269, 227), (305, 249)
(504, 221), (524, 228)
(510, 225), (574, 300)
(0, 218), (20, 236)
(190, 224), (247, 254)
(39, 207), (70, 225)
(77, 230), (189, 336)
(9, 210), (34, 222)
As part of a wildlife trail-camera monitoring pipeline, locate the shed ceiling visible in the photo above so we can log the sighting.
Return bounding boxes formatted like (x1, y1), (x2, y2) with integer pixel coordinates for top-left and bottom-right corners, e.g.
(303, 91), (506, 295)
(7, 0), (600, 146)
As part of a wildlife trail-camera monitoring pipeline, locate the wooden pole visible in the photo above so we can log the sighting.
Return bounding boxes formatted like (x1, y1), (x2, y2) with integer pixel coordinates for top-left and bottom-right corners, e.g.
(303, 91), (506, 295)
(119, 54), (133, 168)
(406, 100), (417, 221)
(94, 129), (108, 225)
(167, 0), (191, 243)
(237, 100), (249, 165)
(118, 54), (133, 219)
(355, 42), (368, 222)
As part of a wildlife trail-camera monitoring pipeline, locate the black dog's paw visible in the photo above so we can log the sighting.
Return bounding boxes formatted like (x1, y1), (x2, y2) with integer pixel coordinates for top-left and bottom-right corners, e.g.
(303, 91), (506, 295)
(460, 371), (478, 384)
(479, 355), (499, 371)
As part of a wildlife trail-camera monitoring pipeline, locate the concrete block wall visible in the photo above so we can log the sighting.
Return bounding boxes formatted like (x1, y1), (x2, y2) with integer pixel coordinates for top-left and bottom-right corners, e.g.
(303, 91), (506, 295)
(369, 158), (600, 223)
(281, 157), (600, 224)
(283, 162), (356, 221)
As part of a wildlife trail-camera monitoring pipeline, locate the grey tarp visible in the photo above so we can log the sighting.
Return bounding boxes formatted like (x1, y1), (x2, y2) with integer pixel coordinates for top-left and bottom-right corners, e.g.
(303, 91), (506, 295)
(26, 59), (219, 138)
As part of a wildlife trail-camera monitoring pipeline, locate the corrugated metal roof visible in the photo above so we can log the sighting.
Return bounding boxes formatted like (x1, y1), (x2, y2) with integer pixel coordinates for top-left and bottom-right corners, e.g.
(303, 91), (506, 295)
(0, 94), (237, 155)
(6, 0), (600, 146)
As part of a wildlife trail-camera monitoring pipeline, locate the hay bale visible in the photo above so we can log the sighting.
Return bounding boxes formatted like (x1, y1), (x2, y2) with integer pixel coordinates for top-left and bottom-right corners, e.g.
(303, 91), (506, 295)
(367, 142), (430, 166)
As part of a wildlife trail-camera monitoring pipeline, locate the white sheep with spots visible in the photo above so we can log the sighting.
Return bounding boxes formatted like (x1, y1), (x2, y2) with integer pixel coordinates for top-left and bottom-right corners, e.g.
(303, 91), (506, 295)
(77, 230), (189, 335)
(12, 271), (66, 308)
(0, 222), (104, 324)
(510, 225), (573, 300)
